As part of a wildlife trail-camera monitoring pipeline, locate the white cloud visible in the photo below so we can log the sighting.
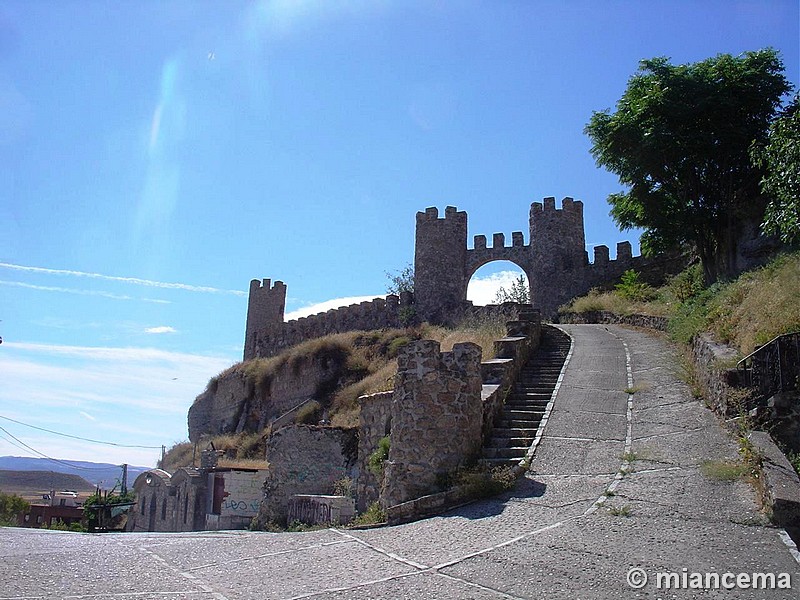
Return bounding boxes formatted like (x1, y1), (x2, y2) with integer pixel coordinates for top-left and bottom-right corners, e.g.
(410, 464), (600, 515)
(145, 326), (177, 334)
(0, 262), (245, 296)
(284, 295), (383, 321)
(467, 270), (528, 306)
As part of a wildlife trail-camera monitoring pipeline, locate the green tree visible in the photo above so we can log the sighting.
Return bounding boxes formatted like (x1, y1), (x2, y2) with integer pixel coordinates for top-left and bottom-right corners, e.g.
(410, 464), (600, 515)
(585, 49), (792, 283)
(0, 491), (29, 526)
(385, 264), (414, 295)
(494, 274), (530, 304)
(752, 94), (800, 243)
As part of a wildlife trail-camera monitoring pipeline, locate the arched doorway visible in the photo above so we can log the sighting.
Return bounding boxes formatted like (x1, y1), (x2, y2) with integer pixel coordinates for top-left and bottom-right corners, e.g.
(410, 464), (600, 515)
(466, 261), (530, 306)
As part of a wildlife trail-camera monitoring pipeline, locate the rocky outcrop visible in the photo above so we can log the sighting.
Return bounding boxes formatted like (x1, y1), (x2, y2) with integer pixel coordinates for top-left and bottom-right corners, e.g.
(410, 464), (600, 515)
(187, 352), (346, 442)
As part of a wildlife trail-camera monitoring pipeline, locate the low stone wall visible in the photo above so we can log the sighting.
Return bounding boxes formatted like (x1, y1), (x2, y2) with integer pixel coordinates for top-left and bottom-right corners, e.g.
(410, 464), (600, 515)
(255, 425), (358, 525)
(480, 319), (542, 443)
(691, 333), (742, 416)
(287, 495), (355, 526)
(559, 311), (669, 331)
(749, 431), (800, 533)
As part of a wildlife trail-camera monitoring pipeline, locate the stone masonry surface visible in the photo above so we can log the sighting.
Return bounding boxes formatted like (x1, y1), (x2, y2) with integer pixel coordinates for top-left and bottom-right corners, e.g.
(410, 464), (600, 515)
(4, 325), (799, 599)
(381, 341), (484, 507)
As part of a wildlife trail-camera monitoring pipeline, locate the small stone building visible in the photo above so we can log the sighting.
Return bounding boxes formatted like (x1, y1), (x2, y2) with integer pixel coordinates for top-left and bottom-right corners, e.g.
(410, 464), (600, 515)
(127, 465), (265, 532)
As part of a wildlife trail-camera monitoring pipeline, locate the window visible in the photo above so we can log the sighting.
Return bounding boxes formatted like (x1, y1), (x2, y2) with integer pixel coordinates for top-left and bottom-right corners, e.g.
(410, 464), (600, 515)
(141, 495), (146, 515)
(59, 499), (66, 506)
(24, 514), (30, 523)
(36, 515), (42, 524)
(161, 498), (167, 520)
(183, 492), (189, 524)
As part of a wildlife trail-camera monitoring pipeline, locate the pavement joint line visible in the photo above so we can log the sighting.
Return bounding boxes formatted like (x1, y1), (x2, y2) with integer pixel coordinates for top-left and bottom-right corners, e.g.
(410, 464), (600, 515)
(287, 570), (424, 599)
(508, 496), (598, 510)
(542, 435), (624, 443)
(436, 571), (528, 599)
(330, 528), (430, 570)
(186, 538), (352, 571)
(56, 593), (219, 599)
(632, 427), (705, 441)
(777, 529), (800, 566)
(532, 472), (618, 479)
(627, 465), (684, 475)
(136, 545), (230, 600)
(584, 328), (635, 516)
(431, 520), (568, 571)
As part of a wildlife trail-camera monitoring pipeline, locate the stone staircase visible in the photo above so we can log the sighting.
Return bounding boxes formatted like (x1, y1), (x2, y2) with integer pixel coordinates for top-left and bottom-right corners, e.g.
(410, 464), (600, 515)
(481, 325), (571, 466)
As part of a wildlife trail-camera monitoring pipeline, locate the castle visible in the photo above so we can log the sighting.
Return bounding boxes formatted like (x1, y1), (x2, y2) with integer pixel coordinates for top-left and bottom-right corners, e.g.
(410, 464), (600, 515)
(243, 197), (683, 360)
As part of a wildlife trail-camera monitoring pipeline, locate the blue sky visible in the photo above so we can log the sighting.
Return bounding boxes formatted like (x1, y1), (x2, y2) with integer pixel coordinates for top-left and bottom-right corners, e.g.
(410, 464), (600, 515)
(1, 1), (797, 469)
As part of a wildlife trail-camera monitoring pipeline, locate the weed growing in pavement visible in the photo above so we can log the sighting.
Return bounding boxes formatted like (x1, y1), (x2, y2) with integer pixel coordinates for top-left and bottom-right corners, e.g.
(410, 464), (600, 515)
(608, 505), (632, 517)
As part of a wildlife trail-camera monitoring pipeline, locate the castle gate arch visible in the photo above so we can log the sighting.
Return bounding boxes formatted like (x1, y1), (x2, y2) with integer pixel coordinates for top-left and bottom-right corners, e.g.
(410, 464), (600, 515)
(466, 259), (532, 306)
(413, 198), (590, 321)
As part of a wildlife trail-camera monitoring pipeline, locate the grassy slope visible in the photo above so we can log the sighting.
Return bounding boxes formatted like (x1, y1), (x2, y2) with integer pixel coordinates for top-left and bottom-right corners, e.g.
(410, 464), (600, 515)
(560, 251), (800, 356)
(161, 315), (507, 472)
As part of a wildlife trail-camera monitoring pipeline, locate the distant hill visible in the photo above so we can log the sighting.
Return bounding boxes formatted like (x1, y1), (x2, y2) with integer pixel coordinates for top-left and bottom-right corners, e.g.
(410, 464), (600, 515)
(0, 456), (150, 489)
(0, 470), (96, 494)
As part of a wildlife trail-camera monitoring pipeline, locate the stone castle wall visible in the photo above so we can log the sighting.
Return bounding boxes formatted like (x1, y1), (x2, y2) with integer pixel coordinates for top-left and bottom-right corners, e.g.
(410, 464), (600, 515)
(244, 286), (412, 361)
(241, 196), (686, 361)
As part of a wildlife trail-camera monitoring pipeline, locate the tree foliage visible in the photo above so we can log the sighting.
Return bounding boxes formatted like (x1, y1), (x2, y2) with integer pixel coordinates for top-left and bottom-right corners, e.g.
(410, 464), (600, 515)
(585, 49), (792, 283)
(752, 94), (800, 243)
(494, 274), (530, 304)
(0, 491), (29, 526)
(385, 264), (414, 295)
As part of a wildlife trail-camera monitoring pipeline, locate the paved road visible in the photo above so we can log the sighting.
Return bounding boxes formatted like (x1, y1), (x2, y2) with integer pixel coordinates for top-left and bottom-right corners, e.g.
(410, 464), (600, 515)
(2, 325), (798, 599)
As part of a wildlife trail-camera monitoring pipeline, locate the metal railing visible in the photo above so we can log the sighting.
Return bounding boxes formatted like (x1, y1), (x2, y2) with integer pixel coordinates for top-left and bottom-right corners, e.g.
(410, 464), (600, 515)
(736, 332), (800, 400)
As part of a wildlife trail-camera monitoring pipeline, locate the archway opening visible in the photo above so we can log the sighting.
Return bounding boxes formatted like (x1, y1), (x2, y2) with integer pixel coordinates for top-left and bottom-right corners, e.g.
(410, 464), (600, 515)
(466, 261), (530, 306)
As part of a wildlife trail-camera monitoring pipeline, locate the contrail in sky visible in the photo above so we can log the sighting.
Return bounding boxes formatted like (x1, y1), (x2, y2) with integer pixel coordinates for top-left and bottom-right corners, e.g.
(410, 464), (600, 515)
(0, 262), (246, 296)
(0, 280), (170, 303)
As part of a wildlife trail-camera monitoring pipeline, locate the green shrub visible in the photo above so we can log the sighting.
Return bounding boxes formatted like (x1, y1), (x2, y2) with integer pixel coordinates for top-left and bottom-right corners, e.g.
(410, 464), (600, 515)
(614, 269), (656, 301)
(368, 436), (391, 477)
(350, 502), (387, 526)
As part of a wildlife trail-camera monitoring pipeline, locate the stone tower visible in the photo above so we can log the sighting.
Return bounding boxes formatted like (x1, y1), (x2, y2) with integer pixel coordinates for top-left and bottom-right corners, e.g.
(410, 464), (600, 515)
(243, 279), (286, 360)
(528, 197), (587, 316)
(413, 206), (468, 324)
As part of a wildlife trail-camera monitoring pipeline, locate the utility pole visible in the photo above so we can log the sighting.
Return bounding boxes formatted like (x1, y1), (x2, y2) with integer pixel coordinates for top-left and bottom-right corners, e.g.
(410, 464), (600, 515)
(121, 464), (128, 495)
(161, 445), (166, 467)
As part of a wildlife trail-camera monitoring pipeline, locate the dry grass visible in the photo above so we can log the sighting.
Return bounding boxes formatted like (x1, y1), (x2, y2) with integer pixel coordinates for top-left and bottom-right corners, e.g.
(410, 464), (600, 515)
(186, 313), (512, 450)
(160, 428), (271, 472)
(561, 288), (672, 317)
(561, 253), (800, 357)
(706, 253), (800, 354)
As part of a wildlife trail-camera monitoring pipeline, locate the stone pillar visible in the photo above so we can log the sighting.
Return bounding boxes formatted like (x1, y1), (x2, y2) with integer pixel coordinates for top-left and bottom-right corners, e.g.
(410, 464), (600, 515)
(413, 206), (468, 324)
(381, 341), (483, 507)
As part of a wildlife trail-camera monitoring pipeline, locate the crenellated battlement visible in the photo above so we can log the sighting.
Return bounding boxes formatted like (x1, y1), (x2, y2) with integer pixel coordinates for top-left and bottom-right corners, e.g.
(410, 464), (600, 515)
(416, 205), (467, 224)
(471, 231), (527, 250)
(243, 194), (685, 359)
(244, 287), (413, 360)
(530, 196), (584, 215)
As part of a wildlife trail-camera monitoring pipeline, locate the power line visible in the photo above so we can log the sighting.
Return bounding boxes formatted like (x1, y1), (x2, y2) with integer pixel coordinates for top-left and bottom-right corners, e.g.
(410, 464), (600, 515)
(0, 414), (162, 449)
(0, 426), (120, 471)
